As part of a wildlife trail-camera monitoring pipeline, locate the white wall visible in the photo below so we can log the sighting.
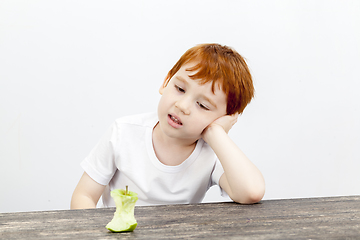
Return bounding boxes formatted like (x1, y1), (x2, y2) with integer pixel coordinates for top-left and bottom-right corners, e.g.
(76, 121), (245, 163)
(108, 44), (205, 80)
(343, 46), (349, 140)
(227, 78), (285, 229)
(1, 0), (359, 213)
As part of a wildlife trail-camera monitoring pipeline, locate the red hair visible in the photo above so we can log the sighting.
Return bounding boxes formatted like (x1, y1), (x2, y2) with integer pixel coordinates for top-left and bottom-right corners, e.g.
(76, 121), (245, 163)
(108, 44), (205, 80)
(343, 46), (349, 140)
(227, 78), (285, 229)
(165, 43), (254, 115)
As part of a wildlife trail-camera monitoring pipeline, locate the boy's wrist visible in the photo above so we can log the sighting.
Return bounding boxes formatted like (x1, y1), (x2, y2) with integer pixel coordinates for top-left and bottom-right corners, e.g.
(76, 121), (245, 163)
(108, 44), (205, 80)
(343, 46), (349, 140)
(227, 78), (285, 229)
(202, 124), (227, 144)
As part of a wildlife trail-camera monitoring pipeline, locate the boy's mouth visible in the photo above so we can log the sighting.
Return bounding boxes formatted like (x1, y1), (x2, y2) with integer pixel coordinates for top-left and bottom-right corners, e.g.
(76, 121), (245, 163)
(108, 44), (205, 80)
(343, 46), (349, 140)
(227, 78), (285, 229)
(168, 114), (182, 126)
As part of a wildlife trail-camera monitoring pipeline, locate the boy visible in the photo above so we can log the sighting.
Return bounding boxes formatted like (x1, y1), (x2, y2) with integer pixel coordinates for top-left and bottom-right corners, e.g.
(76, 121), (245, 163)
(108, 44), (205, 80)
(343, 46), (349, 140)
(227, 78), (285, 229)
(71, 43), (265, 209)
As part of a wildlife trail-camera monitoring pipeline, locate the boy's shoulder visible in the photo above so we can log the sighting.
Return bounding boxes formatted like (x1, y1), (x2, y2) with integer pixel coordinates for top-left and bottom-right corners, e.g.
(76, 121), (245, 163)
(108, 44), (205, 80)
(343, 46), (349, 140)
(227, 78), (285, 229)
(114, 112), (158, 128)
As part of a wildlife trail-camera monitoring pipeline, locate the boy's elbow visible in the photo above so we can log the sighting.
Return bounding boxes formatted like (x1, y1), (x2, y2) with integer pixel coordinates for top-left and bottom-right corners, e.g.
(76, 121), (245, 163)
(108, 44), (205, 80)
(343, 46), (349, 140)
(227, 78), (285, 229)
(231, 188), (265, 204)
(244, 190), (264, 204)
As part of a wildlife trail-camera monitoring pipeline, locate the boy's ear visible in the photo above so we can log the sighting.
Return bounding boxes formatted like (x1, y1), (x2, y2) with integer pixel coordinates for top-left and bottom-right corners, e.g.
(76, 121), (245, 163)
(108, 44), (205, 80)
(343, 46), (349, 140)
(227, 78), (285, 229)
(159, 85), (164, 95)
(159, 75), (169, 95)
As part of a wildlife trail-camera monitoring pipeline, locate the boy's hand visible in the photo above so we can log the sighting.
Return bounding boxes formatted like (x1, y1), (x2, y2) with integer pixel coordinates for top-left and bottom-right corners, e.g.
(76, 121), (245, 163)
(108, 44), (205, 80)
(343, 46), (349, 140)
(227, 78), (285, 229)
(202, 113), (239, 143)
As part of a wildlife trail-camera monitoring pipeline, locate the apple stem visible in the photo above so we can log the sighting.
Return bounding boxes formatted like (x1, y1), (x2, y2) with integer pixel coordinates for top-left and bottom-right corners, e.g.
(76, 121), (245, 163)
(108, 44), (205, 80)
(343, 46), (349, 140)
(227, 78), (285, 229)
(126, 185), (128, 195)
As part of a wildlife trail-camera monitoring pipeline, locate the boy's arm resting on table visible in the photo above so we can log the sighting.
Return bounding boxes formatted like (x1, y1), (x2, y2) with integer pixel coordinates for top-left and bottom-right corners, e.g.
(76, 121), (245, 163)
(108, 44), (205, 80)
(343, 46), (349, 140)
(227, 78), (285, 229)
(70, 172), (106, 209)
(202, 114), (265, 204)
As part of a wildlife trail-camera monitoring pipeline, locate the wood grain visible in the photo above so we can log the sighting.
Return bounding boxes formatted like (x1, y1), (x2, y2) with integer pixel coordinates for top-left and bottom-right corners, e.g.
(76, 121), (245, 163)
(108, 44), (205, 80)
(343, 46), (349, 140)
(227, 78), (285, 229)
(1, 196), (360, 239)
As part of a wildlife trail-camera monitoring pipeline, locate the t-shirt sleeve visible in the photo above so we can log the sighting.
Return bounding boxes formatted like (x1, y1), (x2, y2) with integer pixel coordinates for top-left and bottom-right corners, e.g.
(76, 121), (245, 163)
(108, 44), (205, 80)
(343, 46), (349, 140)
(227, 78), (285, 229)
(80, 122), (118, 186)
(211, 158), (229, 198)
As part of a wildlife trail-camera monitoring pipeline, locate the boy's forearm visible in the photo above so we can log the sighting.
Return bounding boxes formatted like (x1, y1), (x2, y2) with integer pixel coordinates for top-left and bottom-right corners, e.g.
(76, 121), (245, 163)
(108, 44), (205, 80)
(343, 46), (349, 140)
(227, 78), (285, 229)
(204, 125), (265, 203)
(70, 193), (97, 209)
(70, 172), (105, 210)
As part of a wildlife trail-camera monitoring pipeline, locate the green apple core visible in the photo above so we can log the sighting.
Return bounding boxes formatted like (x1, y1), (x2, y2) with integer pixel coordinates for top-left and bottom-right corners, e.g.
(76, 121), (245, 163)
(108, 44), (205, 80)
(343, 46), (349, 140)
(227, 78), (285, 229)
(106, 187), (138, 232)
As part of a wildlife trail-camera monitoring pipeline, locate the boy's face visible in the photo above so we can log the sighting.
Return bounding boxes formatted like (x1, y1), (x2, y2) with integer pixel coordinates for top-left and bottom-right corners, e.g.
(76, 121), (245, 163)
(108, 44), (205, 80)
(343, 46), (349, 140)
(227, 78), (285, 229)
(157, 61), (227, 143)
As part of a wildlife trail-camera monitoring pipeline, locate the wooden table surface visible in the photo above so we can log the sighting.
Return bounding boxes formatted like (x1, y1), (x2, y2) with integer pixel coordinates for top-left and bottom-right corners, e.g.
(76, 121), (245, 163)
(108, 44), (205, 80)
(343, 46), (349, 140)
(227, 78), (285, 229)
(1, 195), (360, 239)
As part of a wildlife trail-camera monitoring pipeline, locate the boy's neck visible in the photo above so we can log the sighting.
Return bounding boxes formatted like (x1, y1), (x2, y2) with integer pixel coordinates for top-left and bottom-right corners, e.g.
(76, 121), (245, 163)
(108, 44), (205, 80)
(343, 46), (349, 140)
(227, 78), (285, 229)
(152, 123), (198, 166)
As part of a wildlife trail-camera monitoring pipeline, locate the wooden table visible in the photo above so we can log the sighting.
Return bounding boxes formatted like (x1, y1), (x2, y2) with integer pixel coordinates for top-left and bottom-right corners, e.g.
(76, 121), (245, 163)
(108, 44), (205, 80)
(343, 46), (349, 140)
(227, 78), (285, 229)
(1, 195), (359, 239)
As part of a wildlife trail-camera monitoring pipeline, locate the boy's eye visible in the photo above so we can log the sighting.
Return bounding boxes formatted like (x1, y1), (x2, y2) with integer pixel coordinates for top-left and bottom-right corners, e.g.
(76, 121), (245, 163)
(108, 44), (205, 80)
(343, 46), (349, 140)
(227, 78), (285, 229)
(197, 102), (210, 110)
(175, 85), (185, 93)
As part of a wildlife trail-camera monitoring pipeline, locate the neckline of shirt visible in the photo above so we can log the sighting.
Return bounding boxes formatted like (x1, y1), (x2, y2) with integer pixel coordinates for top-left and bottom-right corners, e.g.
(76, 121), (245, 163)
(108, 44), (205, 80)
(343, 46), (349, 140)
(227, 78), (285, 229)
(146, 116), (203, 173)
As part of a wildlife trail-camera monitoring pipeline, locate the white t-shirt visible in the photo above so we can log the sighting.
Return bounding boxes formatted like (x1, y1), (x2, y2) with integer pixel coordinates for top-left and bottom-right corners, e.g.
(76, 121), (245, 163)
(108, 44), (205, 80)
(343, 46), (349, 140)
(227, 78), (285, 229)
(81, 112), (227, 207)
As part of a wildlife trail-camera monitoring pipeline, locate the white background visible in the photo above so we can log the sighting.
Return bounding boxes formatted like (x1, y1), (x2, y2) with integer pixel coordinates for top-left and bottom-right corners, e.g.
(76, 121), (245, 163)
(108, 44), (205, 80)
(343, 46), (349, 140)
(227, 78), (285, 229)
(1, 0), (359, 213)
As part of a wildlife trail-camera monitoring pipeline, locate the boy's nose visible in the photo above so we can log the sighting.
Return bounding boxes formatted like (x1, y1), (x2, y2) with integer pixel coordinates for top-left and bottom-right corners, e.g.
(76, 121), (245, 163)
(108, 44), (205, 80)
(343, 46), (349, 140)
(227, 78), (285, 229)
(175, 97), (191, 115)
